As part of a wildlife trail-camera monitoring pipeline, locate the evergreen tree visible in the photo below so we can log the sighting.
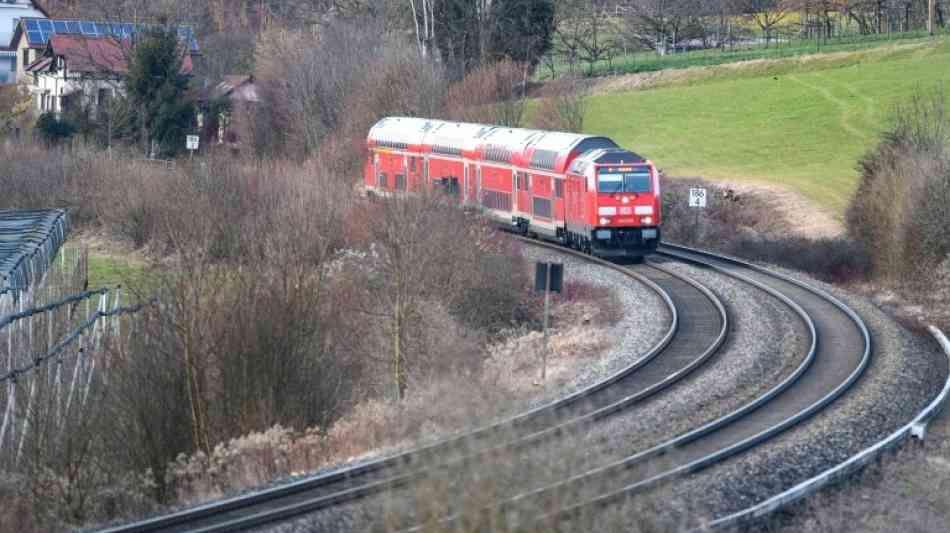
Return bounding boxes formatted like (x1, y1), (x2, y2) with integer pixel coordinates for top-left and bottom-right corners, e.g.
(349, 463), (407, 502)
(126, 28), (196, 157)
(431, 0), (556, 80)
(488, 0), (555, 69)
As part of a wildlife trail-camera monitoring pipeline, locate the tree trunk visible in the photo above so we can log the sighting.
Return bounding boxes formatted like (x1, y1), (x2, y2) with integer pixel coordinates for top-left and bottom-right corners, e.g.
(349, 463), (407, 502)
(392, 282), (405, 401)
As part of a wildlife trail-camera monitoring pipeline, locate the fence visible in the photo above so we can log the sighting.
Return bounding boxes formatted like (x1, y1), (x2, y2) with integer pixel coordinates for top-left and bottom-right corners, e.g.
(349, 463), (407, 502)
(539, 22), (949, 80)
(0, 285), (151, 469)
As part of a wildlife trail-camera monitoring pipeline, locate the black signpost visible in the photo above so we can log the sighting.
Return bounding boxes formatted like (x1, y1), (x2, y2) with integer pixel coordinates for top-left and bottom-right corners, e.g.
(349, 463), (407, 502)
(535, 262), (563, 382)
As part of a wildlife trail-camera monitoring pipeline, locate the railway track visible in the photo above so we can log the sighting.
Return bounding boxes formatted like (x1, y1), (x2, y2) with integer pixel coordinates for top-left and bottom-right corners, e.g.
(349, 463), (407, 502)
(394, 243), (870, 532)
(102, 239), (729, 533)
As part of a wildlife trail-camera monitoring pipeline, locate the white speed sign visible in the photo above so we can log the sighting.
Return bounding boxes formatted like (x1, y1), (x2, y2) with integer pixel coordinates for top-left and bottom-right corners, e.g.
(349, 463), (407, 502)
(688, 188), (707, 208)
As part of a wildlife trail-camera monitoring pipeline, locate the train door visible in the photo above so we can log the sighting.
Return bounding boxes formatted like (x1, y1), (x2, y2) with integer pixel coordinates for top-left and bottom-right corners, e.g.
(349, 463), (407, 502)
(371, 152), (379, 188)
(517, 172), (530, 214)
(475, 165), (482, 207)
(467, 163), (477, 206)
(463, 164), (469, 204)
(554, 178), (565, 221)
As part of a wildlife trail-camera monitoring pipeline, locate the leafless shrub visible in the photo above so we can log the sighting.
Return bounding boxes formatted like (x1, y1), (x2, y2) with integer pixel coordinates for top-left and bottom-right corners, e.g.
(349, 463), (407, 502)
(251, 18), (442, 163)
(846, 88), (950, 288)
(444, 59), (529, 127)
(530, 77), (588, 132)
(662, 177), (870, 282)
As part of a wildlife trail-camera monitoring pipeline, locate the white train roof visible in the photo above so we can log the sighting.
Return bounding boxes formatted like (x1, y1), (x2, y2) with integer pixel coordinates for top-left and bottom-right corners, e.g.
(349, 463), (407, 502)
(368, 117), (621, 168)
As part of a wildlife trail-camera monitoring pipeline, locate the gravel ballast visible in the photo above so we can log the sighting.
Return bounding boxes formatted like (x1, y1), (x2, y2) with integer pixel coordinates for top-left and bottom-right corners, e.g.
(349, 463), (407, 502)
(603, 264), (949, 530)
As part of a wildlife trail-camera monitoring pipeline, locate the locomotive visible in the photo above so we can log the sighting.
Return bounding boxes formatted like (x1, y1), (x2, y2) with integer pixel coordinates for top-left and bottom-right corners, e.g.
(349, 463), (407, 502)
(364, 117), (661, 259)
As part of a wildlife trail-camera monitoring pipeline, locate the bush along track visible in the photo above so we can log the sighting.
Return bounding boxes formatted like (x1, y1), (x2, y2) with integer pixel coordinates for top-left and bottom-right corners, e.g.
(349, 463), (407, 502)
(98, 238), (728, 533)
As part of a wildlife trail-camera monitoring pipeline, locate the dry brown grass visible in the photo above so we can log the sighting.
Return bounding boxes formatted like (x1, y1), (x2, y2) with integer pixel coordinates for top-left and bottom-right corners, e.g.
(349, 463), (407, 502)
(762, 408), (950, 533)
(162, 285), (620, 507)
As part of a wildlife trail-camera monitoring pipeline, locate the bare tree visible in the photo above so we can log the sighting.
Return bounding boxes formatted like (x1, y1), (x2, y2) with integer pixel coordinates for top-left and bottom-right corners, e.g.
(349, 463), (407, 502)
(252, 18), (443, 161)
(531, 78), (589, 132)
(740, 0), (792, 45)
(623, 0), (694, 54)
(444, 59), (528, 126)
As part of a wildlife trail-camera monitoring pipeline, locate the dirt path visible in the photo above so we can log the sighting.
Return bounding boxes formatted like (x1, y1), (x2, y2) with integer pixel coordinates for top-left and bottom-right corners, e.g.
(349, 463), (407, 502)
(679, 177), (846, 239)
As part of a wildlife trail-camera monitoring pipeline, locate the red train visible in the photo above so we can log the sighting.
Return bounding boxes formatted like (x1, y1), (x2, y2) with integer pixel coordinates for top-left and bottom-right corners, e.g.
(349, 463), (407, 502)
(364, 117), (661, 259)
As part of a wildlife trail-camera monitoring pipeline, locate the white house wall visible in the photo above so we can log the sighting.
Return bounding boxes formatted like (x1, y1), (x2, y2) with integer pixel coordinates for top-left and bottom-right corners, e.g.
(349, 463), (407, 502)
(30, 72), (123, 115)
(0, 0), (47, 85)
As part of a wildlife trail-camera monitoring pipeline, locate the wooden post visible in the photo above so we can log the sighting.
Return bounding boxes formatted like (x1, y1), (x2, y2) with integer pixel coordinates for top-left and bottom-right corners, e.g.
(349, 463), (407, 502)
(541, 265), (551, 382)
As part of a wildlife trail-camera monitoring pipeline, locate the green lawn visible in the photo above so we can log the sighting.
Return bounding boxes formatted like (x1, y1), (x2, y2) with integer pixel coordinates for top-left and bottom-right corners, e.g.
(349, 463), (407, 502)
(584, 38), (950, 214)
(87, 253), (146, 289)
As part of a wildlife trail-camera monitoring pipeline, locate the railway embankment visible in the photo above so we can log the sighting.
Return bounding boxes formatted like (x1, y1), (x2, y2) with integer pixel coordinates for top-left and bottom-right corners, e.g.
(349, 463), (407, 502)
(660, 265), (948, 528)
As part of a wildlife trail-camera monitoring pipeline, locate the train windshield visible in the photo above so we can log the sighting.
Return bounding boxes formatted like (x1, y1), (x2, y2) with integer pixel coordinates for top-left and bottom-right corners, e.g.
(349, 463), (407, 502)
(598, 167), (652, 194)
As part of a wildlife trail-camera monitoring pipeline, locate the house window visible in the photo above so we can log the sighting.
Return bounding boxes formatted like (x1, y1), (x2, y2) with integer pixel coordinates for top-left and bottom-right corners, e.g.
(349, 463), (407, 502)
(378, 173), (388, 188)
(395, 174), (406, 191)
(410, 157), (416, 172)
(97, 88), (112, 107)
(555, 179), (564, 198)
(22, 49), (30, 68)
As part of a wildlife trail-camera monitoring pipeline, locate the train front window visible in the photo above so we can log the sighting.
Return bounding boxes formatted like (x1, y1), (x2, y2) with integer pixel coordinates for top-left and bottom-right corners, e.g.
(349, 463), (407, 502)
(598, 168), (652, 193)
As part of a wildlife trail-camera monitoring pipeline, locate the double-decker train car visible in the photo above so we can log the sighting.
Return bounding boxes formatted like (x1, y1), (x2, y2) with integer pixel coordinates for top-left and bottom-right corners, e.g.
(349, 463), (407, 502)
(364, 117), (661, 258)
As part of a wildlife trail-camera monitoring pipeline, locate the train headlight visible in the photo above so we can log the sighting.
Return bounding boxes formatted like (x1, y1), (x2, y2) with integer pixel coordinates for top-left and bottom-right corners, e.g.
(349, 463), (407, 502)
(599, 217), (610, 225)
(642, 216), (653, 225)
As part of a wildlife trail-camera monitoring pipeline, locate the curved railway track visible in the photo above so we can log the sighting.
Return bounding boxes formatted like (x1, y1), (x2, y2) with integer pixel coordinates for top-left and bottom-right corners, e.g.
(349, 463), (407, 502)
(101, 240), (728, 533)
(396, 243), (870, 532)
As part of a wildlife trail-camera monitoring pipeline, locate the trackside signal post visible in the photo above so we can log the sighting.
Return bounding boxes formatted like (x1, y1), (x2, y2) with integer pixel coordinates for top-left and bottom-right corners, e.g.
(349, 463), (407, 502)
(186, 134), (200, 159)
(535, 262), (563, 383)
(689, 187), (707, 240)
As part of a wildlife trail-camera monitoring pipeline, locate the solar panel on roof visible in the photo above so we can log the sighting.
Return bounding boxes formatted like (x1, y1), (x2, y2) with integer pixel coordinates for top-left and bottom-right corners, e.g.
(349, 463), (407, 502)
(21, 18), (199, 53)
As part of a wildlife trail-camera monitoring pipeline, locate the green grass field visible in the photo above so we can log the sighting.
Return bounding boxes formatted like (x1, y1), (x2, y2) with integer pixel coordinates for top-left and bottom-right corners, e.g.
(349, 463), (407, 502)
(584, 38), (950, 214)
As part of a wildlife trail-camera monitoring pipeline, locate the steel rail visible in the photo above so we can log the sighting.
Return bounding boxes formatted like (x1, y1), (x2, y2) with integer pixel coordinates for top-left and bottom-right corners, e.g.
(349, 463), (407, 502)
(100, 239), (727, 533)
(398, 243), (869, 532)
(703, 326), (950, 531)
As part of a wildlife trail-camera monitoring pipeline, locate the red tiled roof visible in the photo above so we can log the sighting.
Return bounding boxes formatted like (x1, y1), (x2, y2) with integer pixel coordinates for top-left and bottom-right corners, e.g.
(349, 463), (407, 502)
(49, 34), (129, 73)
(41, 34), (193, 75)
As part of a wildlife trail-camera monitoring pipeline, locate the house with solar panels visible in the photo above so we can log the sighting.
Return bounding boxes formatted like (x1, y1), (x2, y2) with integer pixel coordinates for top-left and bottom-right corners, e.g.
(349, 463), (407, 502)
(10, 17), (199, 115)
(0, 0), (49, 85)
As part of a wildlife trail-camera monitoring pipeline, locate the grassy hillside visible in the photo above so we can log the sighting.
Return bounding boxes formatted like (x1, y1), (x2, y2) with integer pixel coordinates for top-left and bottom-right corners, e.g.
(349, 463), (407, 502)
(584, 38), (950, 214)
